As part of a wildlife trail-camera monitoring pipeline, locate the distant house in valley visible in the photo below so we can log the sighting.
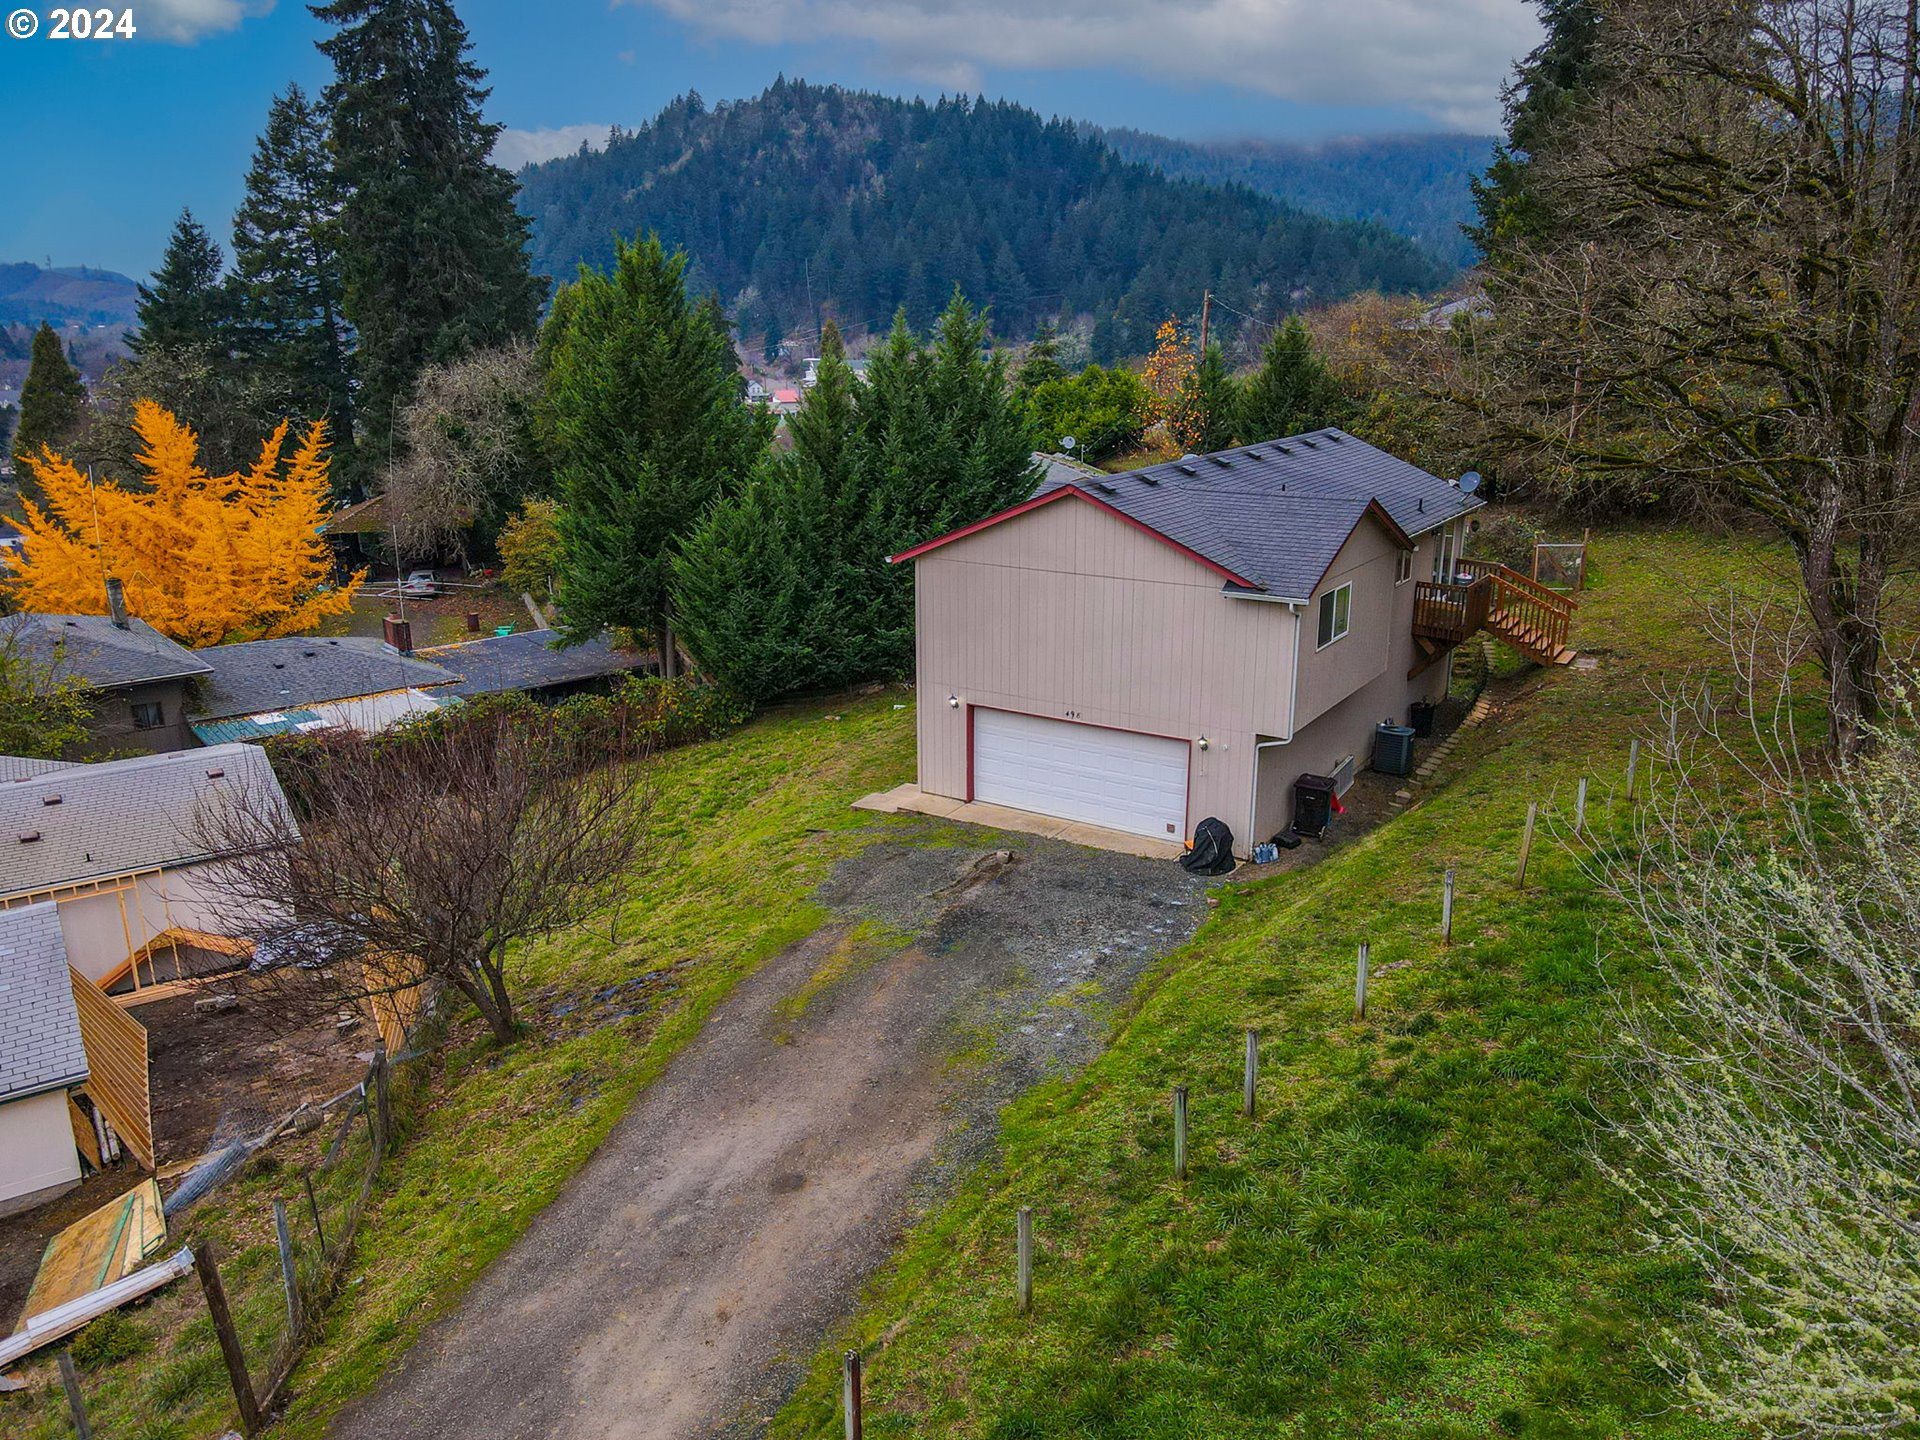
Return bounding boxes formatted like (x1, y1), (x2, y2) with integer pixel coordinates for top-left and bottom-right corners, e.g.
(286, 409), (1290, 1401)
(1, 592), (212, 755)
(746, 379), (769, 403)
(770, 387), (803, 414)
(185, 635), (459, 744)
(0, 742), (296, 999)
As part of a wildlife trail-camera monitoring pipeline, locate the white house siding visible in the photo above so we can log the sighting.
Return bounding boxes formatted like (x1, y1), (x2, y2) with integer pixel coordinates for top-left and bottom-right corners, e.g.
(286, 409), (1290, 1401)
(34, 861), (276, 986)
(912, 496), (1295, 846)
(0, 1090), (81, 1214)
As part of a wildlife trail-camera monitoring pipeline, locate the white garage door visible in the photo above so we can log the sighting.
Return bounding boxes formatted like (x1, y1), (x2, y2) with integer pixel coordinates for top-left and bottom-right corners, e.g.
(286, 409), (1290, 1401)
(972, 709), (1189, 840)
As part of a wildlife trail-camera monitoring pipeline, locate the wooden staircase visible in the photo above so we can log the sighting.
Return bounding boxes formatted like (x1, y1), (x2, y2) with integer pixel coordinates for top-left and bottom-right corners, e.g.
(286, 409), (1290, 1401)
(1411, 558), (1577, 671)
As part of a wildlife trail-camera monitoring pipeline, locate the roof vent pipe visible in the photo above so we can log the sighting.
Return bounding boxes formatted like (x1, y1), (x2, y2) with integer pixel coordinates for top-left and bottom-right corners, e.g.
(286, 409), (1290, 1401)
(105, 576), (130, 630)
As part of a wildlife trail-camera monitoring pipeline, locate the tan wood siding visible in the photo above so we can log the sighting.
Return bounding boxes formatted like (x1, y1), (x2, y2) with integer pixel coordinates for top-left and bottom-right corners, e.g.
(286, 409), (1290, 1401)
(69, 967), (152, 1170)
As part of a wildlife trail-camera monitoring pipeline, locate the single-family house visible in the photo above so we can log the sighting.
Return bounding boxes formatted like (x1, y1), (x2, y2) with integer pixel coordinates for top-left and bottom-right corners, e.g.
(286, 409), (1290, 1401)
(0, 743), (296, 998)
(0, 901), (157, 1214)
(0, 591), (213, 755)
(890, 430), (1575, 856)
(746, 379), (770, 403)
(770, 387), (803, 414)
(186, 635), (459, 744)
(417, 627), (652, 701)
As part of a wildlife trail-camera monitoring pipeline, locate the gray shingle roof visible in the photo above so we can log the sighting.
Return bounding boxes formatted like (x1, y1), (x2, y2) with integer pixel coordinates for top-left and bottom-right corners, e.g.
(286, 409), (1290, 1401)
(419, 630), (647, 700)
(190, 636), (459, 722)
(0, 613), (212, 690)
(0, 743), (296, 899)
(0, 902), (85, 1103)
(1023, 428), (1485, 603)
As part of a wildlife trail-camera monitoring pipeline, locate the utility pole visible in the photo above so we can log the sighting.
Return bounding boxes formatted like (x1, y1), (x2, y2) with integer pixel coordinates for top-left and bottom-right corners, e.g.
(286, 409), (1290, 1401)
(1198, 290), (1212, 356)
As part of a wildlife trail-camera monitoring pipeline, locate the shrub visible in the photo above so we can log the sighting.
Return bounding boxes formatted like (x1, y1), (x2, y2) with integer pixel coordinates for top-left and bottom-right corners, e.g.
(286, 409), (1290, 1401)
(1467, 509), (1546, 573)
(70, 1308), (148, 1369)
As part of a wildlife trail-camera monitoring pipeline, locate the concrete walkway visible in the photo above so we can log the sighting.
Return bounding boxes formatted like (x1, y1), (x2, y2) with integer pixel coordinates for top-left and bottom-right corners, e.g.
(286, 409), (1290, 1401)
(852, 783), (1186, 860)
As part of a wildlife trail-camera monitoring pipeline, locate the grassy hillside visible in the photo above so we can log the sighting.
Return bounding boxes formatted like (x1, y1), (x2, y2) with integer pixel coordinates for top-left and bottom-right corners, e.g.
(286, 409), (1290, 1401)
(769, 529), (1783, 1438)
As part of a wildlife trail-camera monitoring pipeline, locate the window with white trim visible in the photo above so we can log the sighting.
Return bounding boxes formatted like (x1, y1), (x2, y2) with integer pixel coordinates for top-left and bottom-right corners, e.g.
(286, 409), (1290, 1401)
(1395, 549), (1414, 584)
(1316, 582), (1352, 648)
(1431, 524), (1458, 583)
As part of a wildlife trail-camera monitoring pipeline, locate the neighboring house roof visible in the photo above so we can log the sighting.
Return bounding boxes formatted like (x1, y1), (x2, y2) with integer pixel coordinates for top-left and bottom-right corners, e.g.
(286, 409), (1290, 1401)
(418, 629), (646, 700)
(189, 636), (459, 722)
(0, 901), (87, 1103)
(319, 493), (388, 536)
(0, 743), (296, 899)
(0, 613), (212, 690)
(893, 429), (1482, 605)
(0, 756), (77, 785)
(189, 687), (448, 745)
(772, 388), (802, 404)
(1034, 451), (1104, 487)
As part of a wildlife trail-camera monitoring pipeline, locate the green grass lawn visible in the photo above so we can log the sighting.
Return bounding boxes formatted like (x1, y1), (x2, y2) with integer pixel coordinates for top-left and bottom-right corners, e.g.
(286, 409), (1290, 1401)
(766, 527), (1787, 1439)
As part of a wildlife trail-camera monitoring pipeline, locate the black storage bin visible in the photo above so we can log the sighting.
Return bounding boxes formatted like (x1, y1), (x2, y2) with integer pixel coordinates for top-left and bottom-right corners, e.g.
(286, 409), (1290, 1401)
(1293, 773), (1337, 837)
(1408, 700), (1437, 738)
(1374, 723), (1417, 777)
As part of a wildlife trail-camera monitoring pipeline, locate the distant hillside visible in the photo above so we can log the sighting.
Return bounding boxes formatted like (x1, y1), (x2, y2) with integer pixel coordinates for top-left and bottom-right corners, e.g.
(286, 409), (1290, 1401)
(0, 263), (139, 329)
(517, 81), (1451, 356)
(1095, 128), (1496, 271)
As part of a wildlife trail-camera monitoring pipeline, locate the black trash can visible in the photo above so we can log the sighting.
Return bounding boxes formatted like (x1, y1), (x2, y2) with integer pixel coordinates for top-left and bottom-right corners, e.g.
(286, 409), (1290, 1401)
(1293, 773), (1337, 838)
(1408, 700), (1437, 738)
(1374, 723), (1417, 777)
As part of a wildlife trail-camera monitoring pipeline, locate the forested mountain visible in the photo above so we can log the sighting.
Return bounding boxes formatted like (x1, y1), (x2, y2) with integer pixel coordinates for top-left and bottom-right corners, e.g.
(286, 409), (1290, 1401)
(0, 263), (139, 328)
(517, 81), (1451, 358)
(1095, 128), (1497, 270)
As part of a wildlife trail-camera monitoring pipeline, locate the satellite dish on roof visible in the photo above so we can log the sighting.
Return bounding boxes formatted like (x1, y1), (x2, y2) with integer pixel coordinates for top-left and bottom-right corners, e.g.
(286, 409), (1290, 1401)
(1061, 436), (1077, 451)
(1458, 470), (1483, 494)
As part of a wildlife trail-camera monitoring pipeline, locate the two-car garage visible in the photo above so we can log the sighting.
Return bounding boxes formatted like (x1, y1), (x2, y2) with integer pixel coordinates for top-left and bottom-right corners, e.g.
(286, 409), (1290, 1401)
(970, 708), (1189, 841)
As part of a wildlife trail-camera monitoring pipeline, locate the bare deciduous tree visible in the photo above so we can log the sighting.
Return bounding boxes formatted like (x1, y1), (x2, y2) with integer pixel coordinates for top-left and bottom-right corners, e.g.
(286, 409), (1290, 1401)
(199, 701), (651, 1045)
(1478, 0), (1920, 755)
(1585, 611), (1920, 1435)
(385, 339), (546, 566)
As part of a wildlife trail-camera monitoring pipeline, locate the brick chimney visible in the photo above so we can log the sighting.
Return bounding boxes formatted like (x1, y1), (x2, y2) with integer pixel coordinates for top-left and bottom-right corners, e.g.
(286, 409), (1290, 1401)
(382, 614), (413, 655)
(105, 576), (129, 630)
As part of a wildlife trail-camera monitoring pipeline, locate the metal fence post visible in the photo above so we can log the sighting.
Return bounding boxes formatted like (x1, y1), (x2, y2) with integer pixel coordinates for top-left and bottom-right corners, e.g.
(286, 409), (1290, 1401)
(842, 1349), (863, 1440)
(1441, 867), (1455, 946)
(1354, 942), (1370, 1021)
(1173, 1085), (1189, 1181)
(1242, 1030), (1258, 1120)
(1625, 737), (1641, 803)
(1516, 802), (1539, 886)
(1017, 1206), (1033, 1314)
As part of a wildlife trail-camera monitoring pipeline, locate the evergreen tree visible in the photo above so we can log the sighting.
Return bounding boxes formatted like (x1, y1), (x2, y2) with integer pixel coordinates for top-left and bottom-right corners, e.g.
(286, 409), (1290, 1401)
(231, 84), (354, 454)
(763, 312), (784, 359)
(1169, 344), (1241, 454)
(11, 324), (87, 481)
(1467, 0), (1603, 253)
(130, 210), (231, 358)
(544, 233), (772, 673)
(314, 0), (544, 470)
(1238, 317), (1349, 442)
(1014, 319), (1064, 395)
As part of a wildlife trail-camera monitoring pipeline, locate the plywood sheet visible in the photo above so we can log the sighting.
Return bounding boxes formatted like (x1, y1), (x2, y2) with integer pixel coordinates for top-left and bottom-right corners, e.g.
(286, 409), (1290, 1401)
(15, 1179), (164, 1324)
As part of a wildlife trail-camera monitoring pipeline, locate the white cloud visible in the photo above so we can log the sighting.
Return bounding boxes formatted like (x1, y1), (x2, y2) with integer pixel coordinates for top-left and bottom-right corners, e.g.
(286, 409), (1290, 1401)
(492, 125), (617, 171)
(140, 0), (275, 43)
(622, 0), (1536, 131)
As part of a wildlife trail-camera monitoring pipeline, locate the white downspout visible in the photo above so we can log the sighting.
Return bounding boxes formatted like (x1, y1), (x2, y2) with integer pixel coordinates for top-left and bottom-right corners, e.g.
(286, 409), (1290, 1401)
(1246, 606), (1305, 846)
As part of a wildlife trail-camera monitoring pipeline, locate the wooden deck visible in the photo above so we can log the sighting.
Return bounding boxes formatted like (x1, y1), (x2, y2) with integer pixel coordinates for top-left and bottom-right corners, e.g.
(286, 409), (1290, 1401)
(1413, 558), (1577, 667)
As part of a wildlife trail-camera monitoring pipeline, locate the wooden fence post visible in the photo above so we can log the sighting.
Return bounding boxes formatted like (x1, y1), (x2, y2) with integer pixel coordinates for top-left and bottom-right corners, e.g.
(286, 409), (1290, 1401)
(303, 1172), (327, 1261)
(1441, 868), (1455, 946)
(57, 1351), (92, 1440)
(1172, 1085), (1189, 1181)
(1242, 1030), (1258, 1120)
(195, 1241), (263, 1437)
(1016, 1205), (1033, 1314)
(1574, 778), (1588, 834)
(1625, 738), (1641, 803)
(274, 1198), (302, 1340)
(371, 1046), (392, 1157)
(1516, 803), (1539, 887)
(842, 1349), (863, 1440)
(1354, 942), (1370, 1021)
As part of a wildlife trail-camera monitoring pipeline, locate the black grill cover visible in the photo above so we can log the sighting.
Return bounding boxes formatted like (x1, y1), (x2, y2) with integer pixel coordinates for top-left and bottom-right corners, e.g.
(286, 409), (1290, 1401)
(1180, 817), (1236, 875)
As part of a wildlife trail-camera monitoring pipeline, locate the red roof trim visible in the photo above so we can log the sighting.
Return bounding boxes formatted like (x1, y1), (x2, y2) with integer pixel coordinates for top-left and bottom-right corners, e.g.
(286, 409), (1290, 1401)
(887, 485), (1259, 589)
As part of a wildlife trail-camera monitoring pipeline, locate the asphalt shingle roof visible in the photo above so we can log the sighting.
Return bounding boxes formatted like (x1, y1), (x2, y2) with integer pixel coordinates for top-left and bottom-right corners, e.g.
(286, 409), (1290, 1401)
(419, 630), (647, 700)
(0, 613), (212, 690)
(0, 742), (296, 899)
(1025, 428), (1484, 602)
(0, 756), (76, 785)
(190, 636), (459, 722)
(0, 901), (86, 1103)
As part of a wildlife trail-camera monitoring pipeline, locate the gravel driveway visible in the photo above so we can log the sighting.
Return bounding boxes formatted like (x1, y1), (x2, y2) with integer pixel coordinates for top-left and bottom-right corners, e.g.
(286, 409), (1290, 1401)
(326, 822), (1211, 1440)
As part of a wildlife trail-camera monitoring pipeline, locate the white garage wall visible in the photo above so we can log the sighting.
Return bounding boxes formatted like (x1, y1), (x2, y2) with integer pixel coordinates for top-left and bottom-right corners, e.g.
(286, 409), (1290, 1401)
(0, 1090), (81, 1214)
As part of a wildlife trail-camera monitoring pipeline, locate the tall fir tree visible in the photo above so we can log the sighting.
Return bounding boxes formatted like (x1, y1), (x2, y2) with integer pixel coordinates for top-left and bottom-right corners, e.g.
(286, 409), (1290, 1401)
(130, 210), (231, 358)
(1467, 0), (1603, 254)
(543, 232), (772, 672)
(1238, 317), (1349, 442)
(1169, 343), (1241, 454)
(231, 84), (354, 461)
(1014, 318), (1064, 395)
(314, 0), (544, 470)
(11, 324), (87, 483)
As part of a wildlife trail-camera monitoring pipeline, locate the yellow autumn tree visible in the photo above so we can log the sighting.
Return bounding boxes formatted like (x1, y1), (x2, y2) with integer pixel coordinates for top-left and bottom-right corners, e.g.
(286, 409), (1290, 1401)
(1141, 316), (1197, 417)
(6, 401), (362, 646)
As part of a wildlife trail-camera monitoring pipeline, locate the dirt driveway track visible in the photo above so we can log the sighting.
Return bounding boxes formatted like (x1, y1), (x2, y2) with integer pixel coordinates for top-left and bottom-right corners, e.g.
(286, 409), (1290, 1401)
(326, 827), (1208, 1440)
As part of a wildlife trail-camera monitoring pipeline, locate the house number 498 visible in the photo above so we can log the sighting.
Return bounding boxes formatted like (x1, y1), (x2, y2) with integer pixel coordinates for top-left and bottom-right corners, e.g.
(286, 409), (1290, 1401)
(1063, 710), (1081, 718)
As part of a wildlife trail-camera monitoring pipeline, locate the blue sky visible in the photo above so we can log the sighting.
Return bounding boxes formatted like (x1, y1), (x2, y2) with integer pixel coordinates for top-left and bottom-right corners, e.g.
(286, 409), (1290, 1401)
(0, 0), (1538, 280)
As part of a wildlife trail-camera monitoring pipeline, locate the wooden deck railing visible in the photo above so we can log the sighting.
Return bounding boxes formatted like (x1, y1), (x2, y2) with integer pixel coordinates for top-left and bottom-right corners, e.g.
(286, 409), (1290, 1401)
(1412, 576), (1492, 646)
(1458, 558), (1575, 657)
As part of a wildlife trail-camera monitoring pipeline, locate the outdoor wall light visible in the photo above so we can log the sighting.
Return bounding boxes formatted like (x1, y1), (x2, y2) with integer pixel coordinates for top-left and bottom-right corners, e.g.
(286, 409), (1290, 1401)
(948, 694), (960, 708)
(1197, 735), (1211, 751)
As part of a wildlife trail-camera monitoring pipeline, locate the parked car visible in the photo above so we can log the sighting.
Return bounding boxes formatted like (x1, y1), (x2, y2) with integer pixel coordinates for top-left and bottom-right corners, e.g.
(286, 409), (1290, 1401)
(399, 570), (443, 598)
